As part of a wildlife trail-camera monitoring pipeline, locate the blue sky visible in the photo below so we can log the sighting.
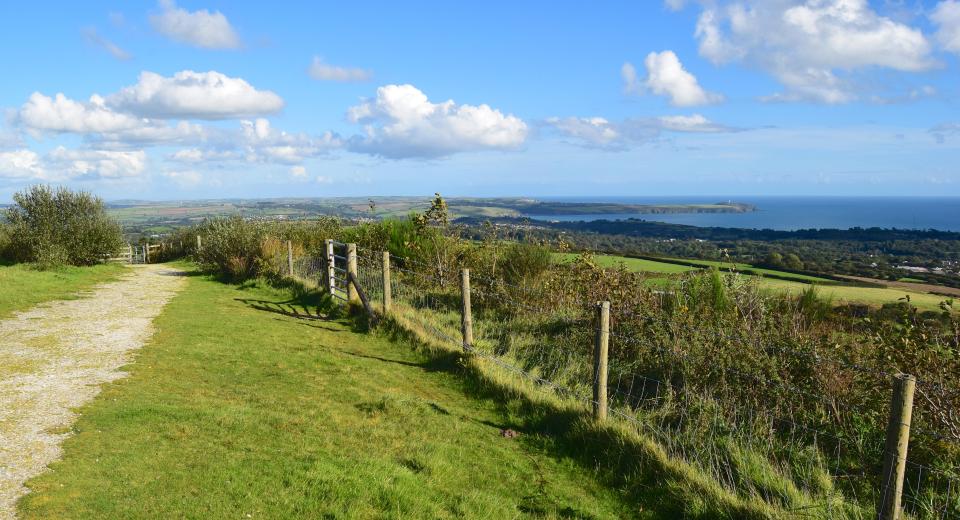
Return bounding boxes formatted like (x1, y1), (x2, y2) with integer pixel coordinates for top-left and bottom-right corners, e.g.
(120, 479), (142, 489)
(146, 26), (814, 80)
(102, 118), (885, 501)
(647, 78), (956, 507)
(0, 0), (959, 201)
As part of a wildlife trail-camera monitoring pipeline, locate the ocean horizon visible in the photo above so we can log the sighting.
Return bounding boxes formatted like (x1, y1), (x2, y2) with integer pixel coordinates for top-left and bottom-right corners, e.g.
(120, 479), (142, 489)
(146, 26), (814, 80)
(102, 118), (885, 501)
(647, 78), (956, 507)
(531, 196), (960, 232)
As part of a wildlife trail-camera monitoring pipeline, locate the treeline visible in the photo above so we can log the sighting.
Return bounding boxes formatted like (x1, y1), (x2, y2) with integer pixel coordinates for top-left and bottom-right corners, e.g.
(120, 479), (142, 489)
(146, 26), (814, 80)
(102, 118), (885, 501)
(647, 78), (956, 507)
(457, 217), (960, 288)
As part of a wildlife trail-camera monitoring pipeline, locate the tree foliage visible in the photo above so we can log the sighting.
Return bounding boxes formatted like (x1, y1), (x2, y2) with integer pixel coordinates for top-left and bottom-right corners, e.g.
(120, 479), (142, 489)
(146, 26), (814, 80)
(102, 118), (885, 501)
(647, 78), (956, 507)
(3, 185), (123, 268)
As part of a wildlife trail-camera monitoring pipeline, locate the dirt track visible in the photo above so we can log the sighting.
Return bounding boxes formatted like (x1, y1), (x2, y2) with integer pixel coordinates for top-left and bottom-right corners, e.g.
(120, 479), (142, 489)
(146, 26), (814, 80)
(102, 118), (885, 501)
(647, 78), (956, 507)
(0, 264), (186, 519)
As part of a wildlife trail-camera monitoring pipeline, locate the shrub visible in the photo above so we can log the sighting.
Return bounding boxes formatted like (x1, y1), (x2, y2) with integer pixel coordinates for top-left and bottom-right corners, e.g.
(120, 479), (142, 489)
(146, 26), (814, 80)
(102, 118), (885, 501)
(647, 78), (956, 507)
(0, 223), (11, 263)
(3, 185), (123, 268)
(194, 216), (267, 280)
(501, 242), (552, 287)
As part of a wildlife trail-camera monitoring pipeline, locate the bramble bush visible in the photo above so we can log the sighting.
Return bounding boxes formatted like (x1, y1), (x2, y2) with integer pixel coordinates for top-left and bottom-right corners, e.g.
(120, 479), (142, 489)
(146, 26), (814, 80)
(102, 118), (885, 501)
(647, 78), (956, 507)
(2, 185), (123, 268)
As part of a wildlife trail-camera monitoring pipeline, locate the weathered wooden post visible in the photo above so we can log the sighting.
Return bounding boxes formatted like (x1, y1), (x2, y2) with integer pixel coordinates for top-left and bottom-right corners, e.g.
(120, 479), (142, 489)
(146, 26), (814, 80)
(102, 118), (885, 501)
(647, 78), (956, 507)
(196, 235), (202, 252)
(593, 301), (610, 421)
(347, 243), (358, 303)
(144, 242), (150, 263)
(325, 239), (335, 296)
(878, 374), (916, 520)
(382, 251), (392, 314)
(127, 244), (133, 264)
(460, 269), (473, 351)
(286, 240), (294, 277)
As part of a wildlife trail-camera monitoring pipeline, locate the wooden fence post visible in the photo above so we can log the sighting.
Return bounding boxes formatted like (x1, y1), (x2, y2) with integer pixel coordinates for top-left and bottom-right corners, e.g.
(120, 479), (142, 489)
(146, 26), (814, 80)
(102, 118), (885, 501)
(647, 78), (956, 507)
(286, 240), (294, 277)
(382, 251), (392, 314)
(593, 301), (610, 421)
(347, 243), (358, 303)
(461, 269), (473, 351)
(325, 239), (335, 296)
(144, 242), (150, 263)
(196, 235), (202, 252)
(878, 374), (916, 520)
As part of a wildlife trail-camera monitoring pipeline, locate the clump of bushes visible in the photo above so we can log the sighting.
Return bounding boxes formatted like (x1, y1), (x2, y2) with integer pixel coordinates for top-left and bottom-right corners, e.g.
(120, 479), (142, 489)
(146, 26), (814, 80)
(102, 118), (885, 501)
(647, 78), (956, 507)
(2, 185), (123, 268)
(194, 216), (268, 280)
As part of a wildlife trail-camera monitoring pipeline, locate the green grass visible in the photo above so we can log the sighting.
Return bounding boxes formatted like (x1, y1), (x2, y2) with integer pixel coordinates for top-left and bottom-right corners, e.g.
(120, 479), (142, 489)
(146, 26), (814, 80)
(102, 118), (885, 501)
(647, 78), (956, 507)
(655, 256), (832, 283)
(757, 278), (949, 312)
(19, 271), (641, 519)
(559, 252), (952, 312)
(553, 252), (696, 274)
(0, 263), (127, 319)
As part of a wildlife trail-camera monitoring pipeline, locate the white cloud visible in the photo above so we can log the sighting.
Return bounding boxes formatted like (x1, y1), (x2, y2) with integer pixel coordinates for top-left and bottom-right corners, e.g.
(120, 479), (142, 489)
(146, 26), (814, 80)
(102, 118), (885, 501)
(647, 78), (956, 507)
(308, 57), (372, 82)
(639, 51), (722, 106)
(168, 147), (238, 163)
(932, 1), (960, 54)
(657, 114), (730, 132)
(545, 114), (734, 150)
(544, 117), (626, 149)
(0, 150), (44, 179)
(20, 93), (144, 134)
(290, 165), (307, 178)
(149, 0), (240, 49)
(109, 70), (284, 120)
(82, 27), (132, 61)
(239, 118), (341, 164)
(18, 92), (209, 147)
(347, 84), (528, 158)
(688, 0), (935, 103)
(47, 147), (146, 179)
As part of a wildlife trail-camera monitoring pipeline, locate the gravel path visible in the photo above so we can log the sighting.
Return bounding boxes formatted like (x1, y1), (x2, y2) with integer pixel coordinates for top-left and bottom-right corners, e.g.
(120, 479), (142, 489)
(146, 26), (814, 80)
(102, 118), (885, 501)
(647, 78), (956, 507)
(0, 264), (187, 519)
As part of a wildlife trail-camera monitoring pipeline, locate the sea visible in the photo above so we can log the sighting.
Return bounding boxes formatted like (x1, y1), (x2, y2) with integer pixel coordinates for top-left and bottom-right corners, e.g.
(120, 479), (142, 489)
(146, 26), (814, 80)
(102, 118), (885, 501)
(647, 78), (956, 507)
(526, 196), (960, 232)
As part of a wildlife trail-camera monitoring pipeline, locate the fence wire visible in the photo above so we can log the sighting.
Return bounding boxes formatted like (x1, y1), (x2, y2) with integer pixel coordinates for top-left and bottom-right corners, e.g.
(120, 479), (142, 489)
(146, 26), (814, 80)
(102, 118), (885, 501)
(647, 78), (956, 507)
(276, 242), (959, 519)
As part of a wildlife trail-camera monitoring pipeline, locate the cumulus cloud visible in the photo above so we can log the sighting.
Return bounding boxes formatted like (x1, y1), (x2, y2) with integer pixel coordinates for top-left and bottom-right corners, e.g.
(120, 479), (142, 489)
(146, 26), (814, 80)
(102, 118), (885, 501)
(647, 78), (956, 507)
(20, 93), (144, 134)
(637, 51), (723, 106)
(150, 0), (240, 49)
(0, 147), (146, 181)
(47, 147), (146, 179)
(687, 0), (935, 103)
(545, 113), (735, 150)
(0, 150), (44, 179)
(239, 118), (341, 163)
(347, 84), (528, 158)
(109, 70), (284, 120)
(18, 92), (210, 148)
(82, 27), (132, 60)
(308, 57), (372, 82)
(933, 1), (960, 54)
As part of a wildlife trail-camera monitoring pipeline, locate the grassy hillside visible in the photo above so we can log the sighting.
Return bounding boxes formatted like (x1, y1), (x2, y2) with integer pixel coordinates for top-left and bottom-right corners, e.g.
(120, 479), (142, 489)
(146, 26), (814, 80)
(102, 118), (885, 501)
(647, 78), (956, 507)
(557, 252), (952, 312)
(0, 263), (127, 319)
(19, 270), (638, 519)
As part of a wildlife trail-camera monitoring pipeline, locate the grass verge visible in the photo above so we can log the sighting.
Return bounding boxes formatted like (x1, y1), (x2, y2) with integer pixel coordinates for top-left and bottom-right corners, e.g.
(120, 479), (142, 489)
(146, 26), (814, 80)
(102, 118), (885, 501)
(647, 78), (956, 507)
(19, 269), (639, 519)
(0, 263), (127, 319)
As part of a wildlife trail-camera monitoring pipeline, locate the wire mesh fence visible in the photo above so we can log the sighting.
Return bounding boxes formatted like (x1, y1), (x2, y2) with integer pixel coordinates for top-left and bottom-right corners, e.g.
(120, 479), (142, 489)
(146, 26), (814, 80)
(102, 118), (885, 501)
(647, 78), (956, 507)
(270, 240), (959, 519)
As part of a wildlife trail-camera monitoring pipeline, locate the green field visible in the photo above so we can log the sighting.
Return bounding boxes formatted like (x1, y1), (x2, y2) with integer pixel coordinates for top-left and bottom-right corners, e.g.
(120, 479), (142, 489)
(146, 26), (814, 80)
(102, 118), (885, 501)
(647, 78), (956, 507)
(553, 252), (696, 274)
(560, 252), (952, 312)
(0, 263), (127, 319)
(19, 272), (638, 519)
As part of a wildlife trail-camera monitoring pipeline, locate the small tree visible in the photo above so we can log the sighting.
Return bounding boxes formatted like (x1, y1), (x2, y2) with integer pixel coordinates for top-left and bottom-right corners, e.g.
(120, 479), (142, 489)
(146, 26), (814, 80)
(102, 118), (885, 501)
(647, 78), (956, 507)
(411, 193), (462, 287)
(4, 185), (123, 268)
